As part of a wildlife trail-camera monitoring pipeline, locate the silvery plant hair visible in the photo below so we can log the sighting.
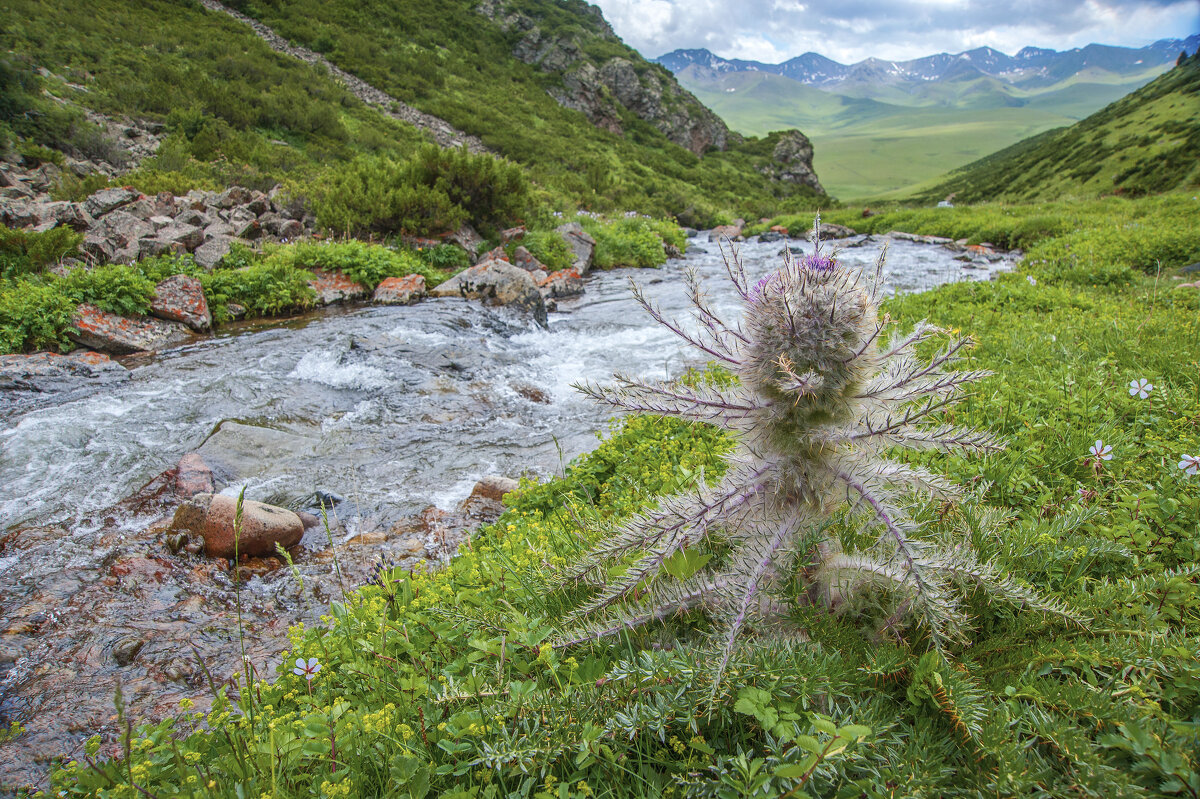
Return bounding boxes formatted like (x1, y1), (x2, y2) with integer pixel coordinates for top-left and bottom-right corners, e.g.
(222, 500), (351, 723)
(560, 217), (1076, 680)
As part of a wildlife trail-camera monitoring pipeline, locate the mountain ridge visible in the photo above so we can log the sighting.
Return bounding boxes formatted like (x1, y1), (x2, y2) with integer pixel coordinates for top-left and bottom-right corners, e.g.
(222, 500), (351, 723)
(655, 35), (1200, 93)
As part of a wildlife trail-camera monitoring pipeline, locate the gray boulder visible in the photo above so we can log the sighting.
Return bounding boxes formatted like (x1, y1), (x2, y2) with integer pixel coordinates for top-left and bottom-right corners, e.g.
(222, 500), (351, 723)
(68, 304), (195, 354)
(40, 201), (93, 231)
(83, 187), (139, 218)
(758, 130), (824, 194)
(511, 245), (544, 272)
(447, 224), (484, 261)
(193, 236), (234, 269)
(430, 258), (547, 325)
(151, 275), (212, 331)
(373, 274), (426, 305)
(154, 222), (204, 252)
(82, 233), (116, 263)
(538, 267), (585, 299)
(308, 270), (368, 305)
(555, 222), (596, 274)
(0, 350), (128, 393)
(175, 208), (210, 227)
(138, 237), (185, 259)
(99, 210), (154, 248)
(0, 200), (40, 228)
(213, 186), (253, 209)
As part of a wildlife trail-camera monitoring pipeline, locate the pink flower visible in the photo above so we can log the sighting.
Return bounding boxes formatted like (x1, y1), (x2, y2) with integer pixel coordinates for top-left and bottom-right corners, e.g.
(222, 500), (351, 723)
(1089, 440), (1113, 461)
(1179, 454), (1200, 476)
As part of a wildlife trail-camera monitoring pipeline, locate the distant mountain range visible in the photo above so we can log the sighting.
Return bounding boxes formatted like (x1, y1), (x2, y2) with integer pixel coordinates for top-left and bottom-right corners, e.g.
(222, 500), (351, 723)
(655, 35), (1200, 97)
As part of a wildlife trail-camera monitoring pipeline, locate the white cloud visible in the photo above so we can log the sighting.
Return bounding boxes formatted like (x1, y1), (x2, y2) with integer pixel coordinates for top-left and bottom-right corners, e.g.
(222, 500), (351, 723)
(590, 0), (1200, 63)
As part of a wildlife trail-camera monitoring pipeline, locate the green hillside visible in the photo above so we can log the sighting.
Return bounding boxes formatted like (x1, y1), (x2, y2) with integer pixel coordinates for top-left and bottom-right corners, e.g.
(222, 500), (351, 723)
(912, 52), (1200, 203)
(680, 64), (1166, 200)
(0, 0), (821, 228)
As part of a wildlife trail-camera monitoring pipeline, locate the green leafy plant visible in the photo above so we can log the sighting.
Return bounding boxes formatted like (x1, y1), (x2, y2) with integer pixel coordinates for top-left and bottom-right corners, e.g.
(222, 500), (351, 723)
(0, 225), (81, 279)
(59, 264), (156, 317)
(579, 216), (683, 269)
(520, 230), (574, 272)
(0, 279), (77, 353)
(202, 260), (316, 319)
(417, 242), (470, 273)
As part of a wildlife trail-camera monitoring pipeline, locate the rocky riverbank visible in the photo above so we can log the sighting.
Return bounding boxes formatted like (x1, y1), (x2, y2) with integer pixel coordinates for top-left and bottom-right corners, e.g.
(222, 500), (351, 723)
(0, 149), (606, 400)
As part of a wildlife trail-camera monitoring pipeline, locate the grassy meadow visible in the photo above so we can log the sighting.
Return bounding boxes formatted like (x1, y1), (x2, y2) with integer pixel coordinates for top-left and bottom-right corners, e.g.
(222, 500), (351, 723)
(679, 66), (1165, 200)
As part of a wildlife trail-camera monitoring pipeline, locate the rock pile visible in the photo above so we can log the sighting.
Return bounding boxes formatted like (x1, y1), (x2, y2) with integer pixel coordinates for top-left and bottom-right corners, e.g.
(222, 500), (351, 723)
(0, 167), (315, 270)
(430, 224), (596, 324)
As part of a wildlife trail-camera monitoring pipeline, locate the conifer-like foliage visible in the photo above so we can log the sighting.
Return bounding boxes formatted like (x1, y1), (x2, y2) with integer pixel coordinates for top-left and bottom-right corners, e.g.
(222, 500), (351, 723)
(564, 219), (1076, 675)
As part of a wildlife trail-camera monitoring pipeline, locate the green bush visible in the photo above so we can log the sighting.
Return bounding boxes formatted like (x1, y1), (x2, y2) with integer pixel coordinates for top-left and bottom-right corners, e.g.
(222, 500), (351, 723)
(580, 215), (683, 269)
(16, 139), (65, 166)
(404, 143), (531, 233)
(417, 242), (470, 273)
(0, 225), (81, 279)
(0, 279), (76, 353)
(201, 261), (316, 320)
(311, 156), (466, 237)
(59, 264), (156, 317)
(311, 146), (532, 238)
(276, 239), (430, 290)
(516, 229), (573, 271)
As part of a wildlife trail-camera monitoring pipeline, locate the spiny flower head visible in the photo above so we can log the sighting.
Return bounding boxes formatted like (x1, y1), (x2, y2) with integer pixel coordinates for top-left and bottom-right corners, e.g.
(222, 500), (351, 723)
(740, 247), (878, 447)
(564, 217), (1078, 682)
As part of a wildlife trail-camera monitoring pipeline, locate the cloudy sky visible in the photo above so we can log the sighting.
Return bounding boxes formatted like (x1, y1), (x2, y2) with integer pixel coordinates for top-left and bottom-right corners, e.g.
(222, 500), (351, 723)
(590, 0), (1200, 63)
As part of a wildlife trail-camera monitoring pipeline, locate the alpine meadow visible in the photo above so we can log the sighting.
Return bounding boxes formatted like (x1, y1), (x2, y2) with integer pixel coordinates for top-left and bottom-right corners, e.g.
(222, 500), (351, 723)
(0, 2), (1197, 798)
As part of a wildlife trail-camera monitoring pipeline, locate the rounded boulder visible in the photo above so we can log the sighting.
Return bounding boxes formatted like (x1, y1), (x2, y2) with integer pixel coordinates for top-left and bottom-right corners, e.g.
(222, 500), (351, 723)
(169, 493), (304, 559)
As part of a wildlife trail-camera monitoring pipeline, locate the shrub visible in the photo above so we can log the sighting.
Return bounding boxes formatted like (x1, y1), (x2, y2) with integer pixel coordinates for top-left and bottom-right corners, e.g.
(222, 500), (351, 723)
(404, 143), (531, 233)
(516, 229), (574, 271)
(0, 225), (81, 278)
(581, 215), (681, 269)
(311, 156), (466, 237)
(59, 264), (156, 317)
(0, 279), (76, 353)
(16, 140), (65, 166)
(417, 242), (470, 273)
(201, 261), (316, 320)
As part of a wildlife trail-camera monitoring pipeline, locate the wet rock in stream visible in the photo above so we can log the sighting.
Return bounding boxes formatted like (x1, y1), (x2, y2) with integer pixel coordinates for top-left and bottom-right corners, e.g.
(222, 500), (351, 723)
(168, 493), (305, 558)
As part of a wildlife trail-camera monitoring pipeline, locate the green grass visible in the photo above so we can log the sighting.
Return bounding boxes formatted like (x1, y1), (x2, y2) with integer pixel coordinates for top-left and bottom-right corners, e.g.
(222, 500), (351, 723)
(41, 196), (1200, 798)
(911, 54), (1200, 203)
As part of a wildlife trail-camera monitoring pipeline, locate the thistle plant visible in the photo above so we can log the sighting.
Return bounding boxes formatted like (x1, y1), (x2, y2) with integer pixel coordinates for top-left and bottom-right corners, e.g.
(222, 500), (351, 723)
(561, 220), (1076, 677)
